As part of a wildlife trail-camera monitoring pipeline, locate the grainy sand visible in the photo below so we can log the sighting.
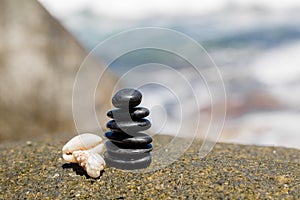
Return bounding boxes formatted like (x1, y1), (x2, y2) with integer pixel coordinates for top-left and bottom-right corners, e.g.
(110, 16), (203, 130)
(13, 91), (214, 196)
(0, 135), (299, 199)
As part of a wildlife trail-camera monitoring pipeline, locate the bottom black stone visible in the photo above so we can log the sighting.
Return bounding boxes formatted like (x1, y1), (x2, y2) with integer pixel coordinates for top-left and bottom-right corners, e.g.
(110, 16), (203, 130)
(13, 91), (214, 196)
(105, 151), (151, 161)
(104, 152), (152, 170)
(105, 141), (153, 155)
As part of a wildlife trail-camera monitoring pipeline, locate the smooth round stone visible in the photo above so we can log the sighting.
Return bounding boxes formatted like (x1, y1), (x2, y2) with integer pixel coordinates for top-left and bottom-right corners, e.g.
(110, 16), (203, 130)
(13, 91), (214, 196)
(104, 131), (152, 146)
(105, 151), (151, 161)
(105, 141), (153, 155)
(107, 107), (149, 120)
(112, 88), (142, 108)
(104, 152), (152, 170)
(106, 119), (151, 133)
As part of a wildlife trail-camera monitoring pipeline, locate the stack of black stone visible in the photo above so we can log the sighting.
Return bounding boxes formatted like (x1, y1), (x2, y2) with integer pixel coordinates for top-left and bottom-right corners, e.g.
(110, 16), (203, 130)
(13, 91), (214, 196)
(104, 88), (153, 170)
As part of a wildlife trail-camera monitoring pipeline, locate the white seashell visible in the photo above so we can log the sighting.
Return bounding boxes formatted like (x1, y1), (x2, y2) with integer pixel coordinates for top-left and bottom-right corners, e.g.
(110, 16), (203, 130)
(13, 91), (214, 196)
(62, 133), (106, 178)
(62, 133), (104, 162)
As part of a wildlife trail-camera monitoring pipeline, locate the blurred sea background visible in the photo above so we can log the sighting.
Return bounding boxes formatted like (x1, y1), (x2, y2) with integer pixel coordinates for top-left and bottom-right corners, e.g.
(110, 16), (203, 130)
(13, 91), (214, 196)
(1, 0), (299, 149)
(40, 0), (300, 149)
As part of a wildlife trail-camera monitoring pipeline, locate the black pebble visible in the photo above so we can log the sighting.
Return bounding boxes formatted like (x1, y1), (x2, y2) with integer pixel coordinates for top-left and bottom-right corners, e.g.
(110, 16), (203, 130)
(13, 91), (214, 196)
(105, 151), (150, 161)
(104, 152), (152, 170)
(112, 88), (142, 108)
(106, 119), (151, 133)
(104, 132), (152, 146)
(105, 141), (153, 155)
(107, 107), (149, 120)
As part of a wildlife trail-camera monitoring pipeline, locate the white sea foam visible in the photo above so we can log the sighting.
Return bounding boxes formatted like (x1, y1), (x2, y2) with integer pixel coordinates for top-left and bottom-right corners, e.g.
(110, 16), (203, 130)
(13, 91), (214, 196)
(251, 42), (300, 108)
(252, 42), (300, 85)
(222, 111), (300, 149)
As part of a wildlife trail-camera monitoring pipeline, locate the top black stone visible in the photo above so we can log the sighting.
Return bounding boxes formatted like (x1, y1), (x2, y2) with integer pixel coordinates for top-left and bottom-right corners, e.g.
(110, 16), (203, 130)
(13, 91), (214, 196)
(112, 88), (142, 108)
